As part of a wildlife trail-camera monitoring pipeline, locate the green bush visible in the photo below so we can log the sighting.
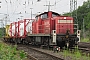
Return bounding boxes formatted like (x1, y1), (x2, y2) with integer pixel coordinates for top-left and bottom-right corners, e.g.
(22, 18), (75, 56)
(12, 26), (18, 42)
(0, 42), (28, 60)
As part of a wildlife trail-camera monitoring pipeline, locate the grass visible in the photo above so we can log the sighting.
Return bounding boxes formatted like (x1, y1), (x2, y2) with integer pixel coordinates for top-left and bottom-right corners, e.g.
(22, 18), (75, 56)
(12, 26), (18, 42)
(81, 38), (90, 42)
(62, 47), (90, 60)
(0, 41), (28, 60)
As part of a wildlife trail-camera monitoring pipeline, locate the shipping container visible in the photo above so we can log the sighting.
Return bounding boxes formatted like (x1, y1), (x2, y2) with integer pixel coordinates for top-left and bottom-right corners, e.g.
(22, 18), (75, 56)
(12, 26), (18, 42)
(5, 25), (10, 38)
(18, 19), (33, 38)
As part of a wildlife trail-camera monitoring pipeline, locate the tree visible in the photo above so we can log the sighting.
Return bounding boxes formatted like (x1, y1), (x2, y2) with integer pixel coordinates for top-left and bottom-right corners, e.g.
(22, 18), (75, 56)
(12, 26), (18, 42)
(84, 12), (90, 29)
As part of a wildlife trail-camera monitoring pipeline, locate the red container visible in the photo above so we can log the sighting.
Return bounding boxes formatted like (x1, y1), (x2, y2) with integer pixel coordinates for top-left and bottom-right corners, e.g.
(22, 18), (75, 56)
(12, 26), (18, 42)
(10, 22), (18, 38)
(18, 19), (33, 38)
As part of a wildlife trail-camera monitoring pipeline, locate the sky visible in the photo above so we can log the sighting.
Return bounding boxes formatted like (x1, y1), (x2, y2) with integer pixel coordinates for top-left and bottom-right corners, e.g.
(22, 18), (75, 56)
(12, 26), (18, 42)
(0, 0), (88, 27)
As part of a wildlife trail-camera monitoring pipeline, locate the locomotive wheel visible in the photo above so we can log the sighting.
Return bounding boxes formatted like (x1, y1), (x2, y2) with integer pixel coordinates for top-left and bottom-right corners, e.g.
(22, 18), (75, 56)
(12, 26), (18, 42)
(3, 38), (6, 42)
(15, 40), (17, 45)
(21, 39), (25, 44)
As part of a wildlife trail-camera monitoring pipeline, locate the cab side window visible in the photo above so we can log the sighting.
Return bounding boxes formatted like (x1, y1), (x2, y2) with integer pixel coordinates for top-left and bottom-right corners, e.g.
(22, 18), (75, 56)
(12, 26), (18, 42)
(52, 13), (58, 17)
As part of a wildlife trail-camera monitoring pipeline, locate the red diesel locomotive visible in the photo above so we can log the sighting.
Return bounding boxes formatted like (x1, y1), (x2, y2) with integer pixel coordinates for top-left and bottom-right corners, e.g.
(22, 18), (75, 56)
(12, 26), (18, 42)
(27, 11), (79, 48)
(4, 11), (79, 48)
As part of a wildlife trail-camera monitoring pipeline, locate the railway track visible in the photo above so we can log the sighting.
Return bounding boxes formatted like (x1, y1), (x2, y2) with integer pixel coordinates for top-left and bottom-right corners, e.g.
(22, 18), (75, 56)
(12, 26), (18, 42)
(3, 40), (90, 60)
(3, 40), (64, 60)
(78, 42), (90, 54)
(15, 43), (90, 60)
(78, 42), (90, 48)
(17, 44), (64, 60)
(78, 42), (90, 50)
(4, 42), (73, 60)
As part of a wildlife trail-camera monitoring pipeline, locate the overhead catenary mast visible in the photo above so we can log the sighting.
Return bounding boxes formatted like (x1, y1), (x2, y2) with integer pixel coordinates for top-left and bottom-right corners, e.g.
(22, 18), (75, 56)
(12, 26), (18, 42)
(44, 1), (54, 11)
(70, 0), (78, 33)
(30, 8), (33, 19)
(70, 0), (77, 24)
(70, 0), (73, 17)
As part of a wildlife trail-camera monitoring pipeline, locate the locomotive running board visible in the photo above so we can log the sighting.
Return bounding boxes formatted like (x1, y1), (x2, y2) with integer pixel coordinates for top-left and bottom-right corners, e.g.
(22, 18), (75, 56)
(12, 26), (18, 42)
(27, 34), (50, 36)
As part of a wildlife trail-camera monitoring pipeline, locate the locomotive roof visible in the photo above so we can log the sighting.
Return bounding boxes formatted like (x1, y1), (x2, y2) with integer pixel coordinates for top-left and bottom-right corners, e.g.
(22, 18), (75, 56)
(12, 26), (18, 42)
(35, 11), (60, 17)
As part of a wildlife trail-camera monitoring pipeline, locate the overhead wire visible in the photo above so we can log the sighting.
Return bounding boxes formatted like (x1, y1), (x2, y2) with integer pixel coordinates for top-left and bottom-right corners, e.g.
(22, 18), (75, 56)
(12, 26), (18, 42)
(12, 0), (23, 14)
(4, 0), (70, 21)
(51, 0), (70, 14)
(40, 0), (62, 13)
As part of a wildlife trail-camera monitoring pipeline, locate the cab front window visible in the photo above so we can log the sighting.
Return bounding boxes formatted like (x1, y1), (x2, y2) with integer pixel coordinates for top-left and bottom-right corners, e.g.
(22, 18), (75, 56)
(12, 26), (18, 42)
(41, 13), (48, 19)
